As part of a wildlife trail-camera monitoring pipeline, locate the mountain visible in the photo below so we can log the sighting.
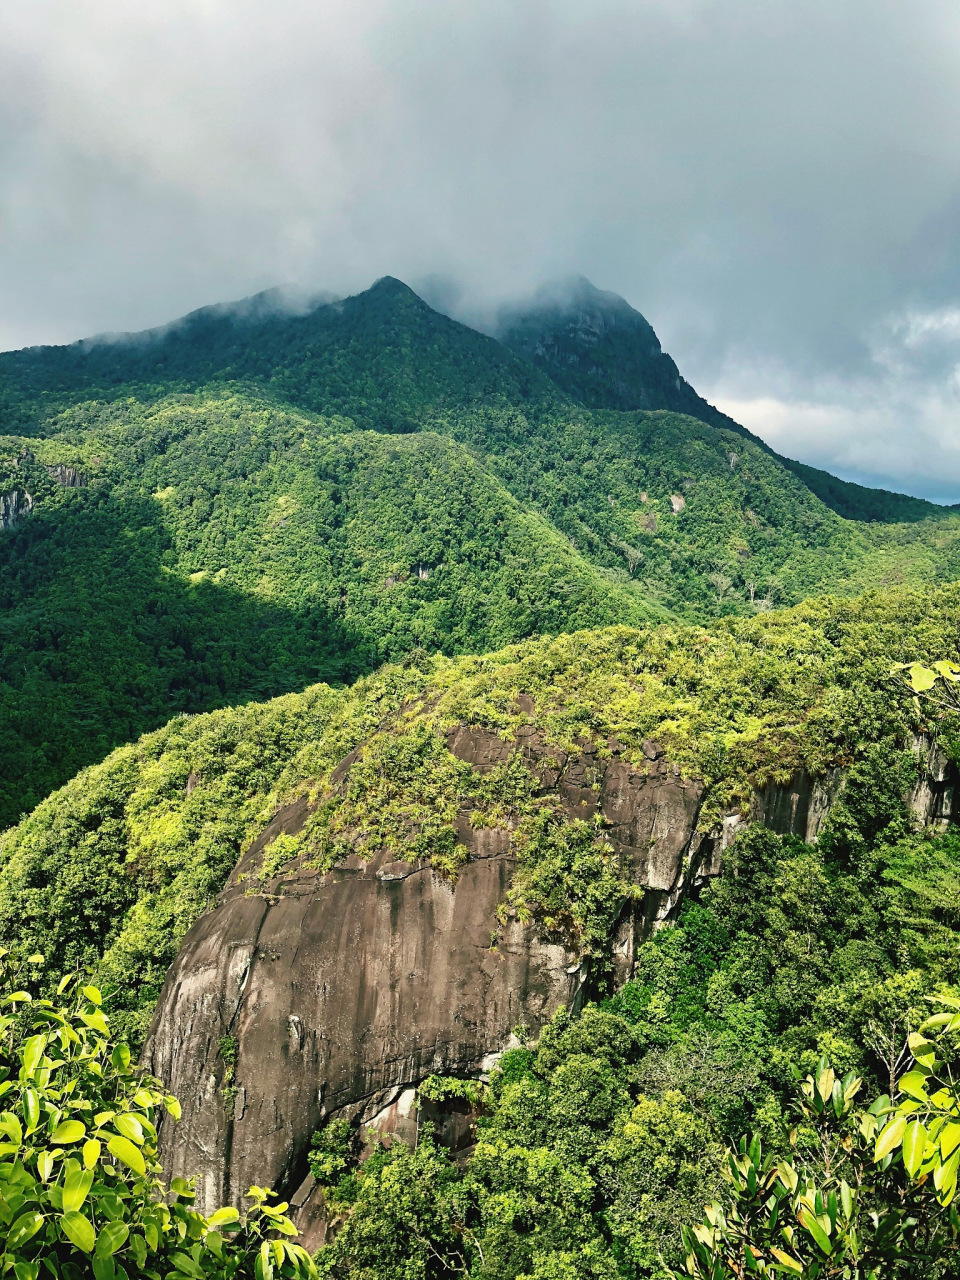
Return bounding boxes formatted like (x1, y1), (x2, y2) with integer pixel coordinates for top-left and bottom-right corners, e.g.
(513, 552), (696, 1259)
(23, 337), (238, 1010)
(3, 585), (960, 1264)
(0, 276), (562, 436)
(0, 391), (654, 826)
(5, 276), (960, 1275)
(3, 274), (960, 823)
(496, 275), (744, 428)
(497, 275), (958, 523)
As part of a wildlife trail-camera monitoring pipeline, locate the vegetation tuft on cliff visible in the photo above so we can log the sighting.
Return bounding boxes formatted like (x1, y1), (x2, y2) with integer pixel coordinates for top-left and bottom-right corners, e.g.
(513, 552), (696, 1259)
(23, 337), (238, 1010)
(2, 584), (960, 1050)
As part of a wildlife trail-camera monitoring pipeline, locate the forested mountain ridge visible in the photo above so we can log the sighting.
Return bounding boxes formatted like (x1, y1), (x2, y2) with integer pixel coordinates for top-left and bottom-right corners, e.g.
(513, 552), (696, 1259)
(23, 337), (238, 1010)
(497, 274), (958, 524)
(5, 586), (960, 1274)
(6, 279), (960, 1275)
(0, 276), (564, 436)
(0, 393), (654, 825)
(496, 275), (747, 428)
(3, 275), (960, 825)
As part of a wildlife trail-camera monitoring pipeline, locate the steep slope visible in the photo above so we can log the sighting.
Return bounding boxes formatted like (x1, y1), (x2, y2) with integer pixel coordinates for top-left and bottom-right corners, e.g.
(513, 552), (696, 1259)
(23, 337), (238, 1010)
(0, 392), (652, 826)
(1, 584), (959, 1226)
(498, 276), (958, 523)
(0, 276), (565, 435)
(2, 582), (959, 1040)
(5, 276), (960, 824)
(496, 275), (743, 429)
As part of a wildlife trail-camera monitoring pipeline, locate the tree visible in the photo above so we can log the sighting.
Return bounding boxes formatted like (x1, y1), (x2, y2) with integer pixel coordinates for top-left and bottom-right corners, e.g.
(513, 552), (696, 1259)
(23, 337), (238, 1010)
(891, 659), (960, 716)
(670, 997), (960, 1279)
(0, 952), (316, 1280)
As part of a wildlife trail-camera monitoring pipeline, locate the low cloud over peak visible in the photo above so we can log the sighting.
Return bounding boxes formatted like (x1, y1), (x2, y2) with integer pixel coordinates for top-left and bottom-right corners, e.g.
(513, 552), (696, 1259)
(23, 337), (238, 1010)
(5, 0), (960, 498)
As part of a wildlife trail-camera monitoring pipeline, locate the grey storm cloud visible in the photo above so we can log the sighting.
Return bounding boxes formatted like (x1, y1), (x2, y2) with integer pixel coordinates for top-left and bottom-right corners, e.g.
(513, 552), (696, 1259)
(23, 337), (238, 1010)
(4, 0), (960, 497)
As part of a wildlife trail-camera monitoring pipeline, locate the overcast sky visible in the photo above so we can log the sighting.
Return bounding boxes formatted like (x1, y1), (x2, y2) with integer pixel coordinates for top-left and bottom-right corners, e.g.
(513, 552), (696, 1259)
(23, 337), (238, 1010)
(4, 0), (960, 499)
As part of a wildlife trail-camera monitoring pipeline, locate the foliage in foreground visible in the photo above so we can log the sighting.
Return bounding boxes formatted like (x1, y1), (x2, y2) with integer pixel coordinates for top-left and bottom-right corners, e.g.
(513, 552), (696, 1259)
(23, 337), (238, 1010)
(0, 956), (315, 1280)
(674, 1003), (960, 1279)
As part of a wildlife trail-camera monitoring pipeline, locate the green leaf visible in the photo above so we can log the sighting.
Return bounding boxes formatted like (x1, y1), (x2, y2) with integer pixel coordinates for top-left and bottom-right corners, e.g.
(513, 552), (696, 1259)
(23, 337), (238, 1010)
(798, 1207), (833, 1256)
(79, 1011), (109, 1036)
(21, 1034), (46, 1076)
(112, 1114), (144, 1145)
(897, 1070), (931, 1102)
(907, 663), (938, 692)
(171, 1251), (205, 1279)
(83, 1139), (101, 1169)
(839, 1181), (854, 1221)
(50, 1120), (86, 1145)
(37, 1151), (55, 1182)
(61, 1210), (96, 1253)
(876, 1115), (907, 1161)
(903, 1120), (927, 1177)
(256, 1240), (274, 1280)
(128, 1233), (148, 1267)
(0, 1112), (23, 1145)
(941, 1123), (960, 1159)
(22, 1088), (40, 1135)
(7, 1211), (44, 1249)
(107, 1135), (146, 1177)
(95, 1220), (129, 1257)
(83, 987), (103, 1007)
(63, 1166), (94, 1213)
(111, 1045), (131, 1073)
(206, 1207), (240, 1229)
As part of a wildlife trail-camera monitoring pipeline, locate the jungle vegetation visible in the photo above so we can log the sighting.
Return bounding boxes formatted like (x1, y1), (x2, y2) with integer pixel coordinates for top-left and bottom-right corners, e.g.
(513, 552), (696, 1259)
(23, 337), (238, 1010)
(3, 278), (960, 822)
(5, 277), (960, 1278)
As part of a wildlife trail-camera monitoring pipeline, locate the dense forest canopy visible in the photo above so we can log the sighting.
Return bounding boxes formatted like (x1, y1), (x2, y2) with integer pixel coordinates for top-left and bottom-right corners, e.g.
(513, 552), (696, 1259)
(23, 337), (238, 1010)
(3, 589), (960, 1274)
(5, 276), (960, 1276)
(3, 278), (960, 825)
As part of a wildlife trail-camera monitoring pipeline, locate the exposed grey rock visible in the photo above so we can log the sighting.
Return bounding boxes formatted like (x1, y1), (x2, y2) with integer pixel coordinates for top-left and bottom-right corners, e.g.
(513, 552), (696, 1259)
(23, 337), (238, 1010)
(45, 463), (87, 488)
(0, 489), (33, 530)
(144, 728), (958, 1245)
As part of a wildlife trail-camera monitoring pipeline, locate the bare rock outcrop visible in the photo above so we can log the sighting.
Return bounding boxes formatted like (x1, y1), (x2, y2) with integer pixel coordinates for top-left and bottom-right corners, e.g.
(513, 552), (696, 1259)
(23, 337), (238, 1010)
(143, 728), (958, 1242)
(0, 489), (33, 530)
(45, 463), (87, 488)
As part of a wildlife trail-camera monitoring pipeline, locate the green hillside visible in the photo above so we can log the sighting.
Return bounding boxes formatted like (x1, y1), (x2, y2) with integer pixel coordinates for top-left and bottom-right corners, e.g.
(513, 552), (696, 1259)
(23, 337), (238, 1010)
(1, 581), (958, 1039)
(0, 277), (563, 435)
(498, 275), (959, 524)
(4, 275), (960, 825)
(4, 587), (960, 1274)
(0, 391), (652, 826)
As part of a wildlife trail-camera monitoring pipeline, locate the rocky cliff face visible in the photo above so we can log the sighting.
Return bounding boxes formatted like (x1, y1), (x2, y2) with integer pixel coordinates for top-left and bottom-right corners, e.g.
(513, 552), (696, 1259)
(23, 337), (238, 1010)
(0, 488), (33, 530)
(45, 463), (87, 488)
(143, 728), (958, 1243)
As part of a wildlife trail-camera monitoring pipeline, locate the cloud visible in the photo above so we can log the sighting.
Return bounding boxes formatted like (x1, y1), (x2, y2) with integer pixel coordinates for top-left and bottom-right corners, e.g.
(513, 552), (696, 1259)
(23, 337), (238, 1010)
(4, 0), (960, 497)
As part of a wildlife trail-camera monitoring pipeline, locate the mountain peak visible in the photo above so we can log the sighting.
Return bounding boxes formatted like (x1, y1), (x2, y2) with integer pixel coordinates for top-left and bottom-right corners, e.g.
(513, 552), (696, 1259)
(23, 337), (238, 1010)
(505, 275), (658, 336)
(496, 276), (733, 424)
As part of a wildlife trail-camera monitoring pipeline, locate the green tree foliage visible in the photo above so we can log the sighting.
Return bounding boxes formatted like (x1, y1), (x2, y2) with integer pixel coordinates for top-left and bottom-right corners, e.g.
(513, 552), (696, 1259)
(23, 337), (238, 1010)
(0, 684), (343, 1046)
(309, 714), (960, 1279)
(315, 1013), (722, 1280)
(0, 956), (315, 1280)
(672, 1004), (960, 1278)
(4, 586), (960, 1048)
(4, 278), (960, 822)
(0, 394), (654, 826)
